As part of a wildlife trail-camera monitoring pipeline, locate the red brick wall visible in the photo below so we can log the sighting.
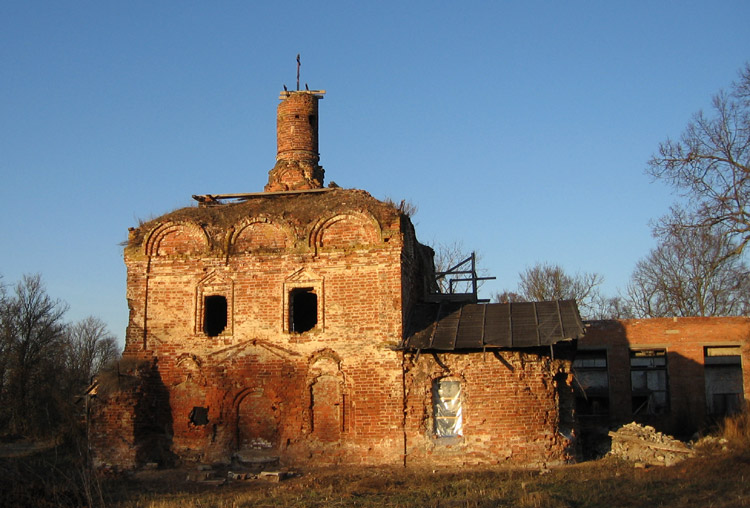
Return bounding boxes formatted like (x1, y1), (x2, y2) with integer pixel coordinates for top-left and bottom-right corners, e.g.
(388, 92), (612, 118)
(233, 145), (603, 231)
(94, 189), (574, 469)
(580, 317), (750, 435)
(276, 92), (320, 163)
(93, 193), (414, 468)
(265, 91), (325, 191)
(403, 349), (575, 467)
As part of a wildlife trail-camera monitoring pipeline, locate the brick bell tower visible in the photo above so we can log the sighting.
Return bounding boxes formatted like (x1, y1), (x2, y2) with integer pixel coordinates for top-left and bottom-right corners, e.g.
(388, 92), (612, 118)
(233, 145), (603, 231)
(265, 89), (326, 192)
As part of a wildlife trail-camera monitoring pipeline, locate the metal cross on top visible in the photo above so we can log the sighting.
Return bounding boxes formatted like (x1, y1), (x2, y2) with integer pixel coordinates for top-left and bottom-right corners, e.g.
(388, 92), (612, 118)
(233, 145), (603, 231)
(296, 54), (301, 91)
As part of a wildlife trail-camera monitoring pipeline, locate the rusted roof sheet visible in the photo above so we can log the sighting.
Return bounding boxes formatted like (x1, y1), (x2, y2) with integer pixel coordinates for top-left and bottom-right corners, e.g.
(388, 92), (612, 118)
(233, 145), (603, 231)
(401, 300), (584, 351)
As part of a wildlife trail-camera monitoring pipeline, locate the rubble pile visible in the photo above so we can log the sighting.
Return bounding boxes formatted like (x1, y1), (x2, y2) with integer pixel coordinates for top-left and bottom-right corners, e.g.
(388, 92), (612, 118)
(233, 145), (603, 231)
(608, 422), (694, 466)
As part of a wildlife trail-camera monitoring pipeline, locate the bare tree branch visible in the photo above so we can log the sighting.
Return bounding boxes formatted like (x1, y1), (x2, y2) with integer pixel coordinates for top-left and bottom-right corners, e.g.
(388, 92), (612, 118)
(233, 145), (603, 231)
(493, 262), (609, 319)
(647, 63), (750, 260)
(627, 217), (750, 317)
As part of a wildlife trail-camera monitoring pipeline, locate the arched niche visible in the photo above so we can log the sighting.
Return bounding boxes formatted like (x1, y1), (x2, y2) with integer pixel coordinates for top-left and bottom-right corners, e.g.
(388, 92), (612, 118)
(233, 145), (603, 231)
(144, 221), (209, 257)
(231, 217), (292, 254)
(308, 349), (346, 442)
(310, 212), (381, 250)
(174, 354), (206, 386)
(235, 387), (279, 450)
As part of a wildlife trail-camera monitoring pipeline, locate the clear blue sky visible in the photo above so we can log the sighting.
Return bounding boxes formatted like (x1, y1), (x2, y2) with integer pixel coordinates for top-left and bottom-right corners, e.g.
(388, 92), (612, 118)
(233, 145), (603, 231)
(2, 1), (748, 345)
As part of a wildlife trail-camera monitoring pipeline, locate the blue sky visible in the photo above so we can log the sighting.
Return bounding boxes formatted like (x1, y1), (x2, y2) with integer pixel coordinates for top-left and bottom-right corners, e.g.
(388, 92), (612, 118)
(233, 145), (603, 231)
(2, 1), (748, 345)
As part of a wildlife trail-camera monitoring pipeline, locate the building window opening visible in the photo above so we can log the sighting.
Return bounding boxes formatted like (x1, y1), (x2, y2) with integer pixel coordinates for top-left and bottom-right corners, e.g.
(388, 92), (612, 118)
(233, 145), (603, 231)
(189, 406), (209, 426)
(204, 295), (227, 337)
(433, 379), (462, 438)
(573, 350), (609, 417)
(705, 346), (743, 417)
(290, 288), (317, 333)
(630, 349), (669, 415)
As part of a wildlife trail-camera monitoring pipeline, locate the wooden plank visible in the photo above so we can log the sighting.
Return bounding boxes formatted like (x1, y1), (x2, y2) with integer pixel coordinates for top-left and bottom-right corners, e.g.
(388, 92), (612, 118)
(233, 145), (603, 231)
(193, 188), (333, 202)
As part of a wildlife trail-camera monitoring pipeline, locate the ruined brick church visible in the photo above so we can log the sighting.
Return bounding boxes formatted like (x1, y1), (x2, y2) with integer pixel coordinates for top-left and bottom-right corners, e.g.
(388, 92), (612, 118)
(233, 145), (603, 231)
(90, 87), (585, 470)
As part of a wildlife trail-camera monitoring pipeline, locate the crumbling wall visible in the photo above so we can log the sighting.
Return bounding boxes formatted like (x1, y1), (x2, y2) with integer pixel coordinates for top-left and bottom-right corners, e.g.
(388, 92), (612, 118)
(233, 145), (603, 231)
(94, 190), (417, 469)
(403, 349), (575, 467)
(89, 359), (174, 470)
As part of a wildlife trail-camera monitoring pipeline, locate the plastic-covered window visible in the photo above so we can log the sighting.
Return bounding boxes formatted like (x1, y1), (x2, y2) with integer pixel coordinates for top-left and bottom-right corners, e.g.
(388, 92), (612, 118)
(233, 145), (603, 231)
(433, 379), (462, 437)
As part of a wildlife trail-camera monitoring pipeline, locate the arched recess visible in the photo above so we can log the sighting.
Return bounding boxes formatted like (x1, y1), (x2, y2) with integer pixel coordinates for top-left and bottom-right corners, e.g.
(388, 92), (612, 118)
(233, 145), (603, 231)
(308, 350), (346, 442)
(234, 386), (280, 451)
(309, 212), (381, 251)
(170, 354), (211, 435)
(174, 354), (206, 386)
(144, 221), (209, 257)
(231, 217), (292, 254)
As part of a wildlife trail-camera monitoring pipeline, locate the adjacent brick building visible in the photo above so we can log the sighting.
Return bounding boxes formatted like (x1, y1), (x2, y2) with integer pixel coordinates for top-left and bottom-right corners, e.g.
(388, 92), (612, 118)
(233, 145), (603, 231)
(576, 317), (750, 438)
(89, 88), (585, 470)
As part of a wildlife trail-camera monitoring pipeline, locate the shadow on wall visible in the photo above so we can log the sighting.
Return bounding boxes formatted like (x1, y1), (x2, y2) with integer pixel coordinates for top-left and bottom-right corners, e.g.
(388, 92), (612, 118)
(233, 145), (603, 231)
(133, 358), (176, 467)
(578, 320), (746, 443)
(104, 319), (176, 468)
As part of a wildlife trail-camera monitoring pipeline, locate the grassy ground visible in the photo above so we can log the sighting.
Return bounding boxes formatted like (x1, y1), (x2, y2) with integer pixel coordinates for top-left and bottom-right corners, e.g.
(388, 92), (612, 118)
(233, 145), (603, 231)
(3, 415), (750, 508)
(99, 450), (750, 508)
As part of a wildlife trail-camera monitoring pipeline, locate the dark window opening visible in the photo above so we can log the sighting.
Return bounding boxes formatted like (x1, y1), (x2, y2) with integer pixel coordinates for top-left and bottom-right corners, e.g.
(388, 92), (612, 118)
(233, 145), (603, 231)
(189, 406), (209, 426)
(573, 350), (610, 417)
(308, 114), (316, 127)
(705, 346), (744, 417)
(204, 295), (227, 337)
(630, 349), (669, 415)
(290, 288), (317, 333)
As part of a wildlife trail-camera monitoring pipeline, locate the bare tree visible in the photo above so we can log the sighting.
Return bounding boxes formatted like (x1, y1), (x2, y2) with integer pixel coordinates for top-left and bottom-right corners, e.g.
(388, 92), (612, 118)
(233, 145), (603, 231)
(588, 295), (635, 320)
(0, 277), (10, 408)
(493, 290), (525, 303)
(493, 262), (605, 319)
(64, 316), (119, 389)
(647, 63), (750, 261)
(0, 274), (68, 435)
(627, 219), (750, 317)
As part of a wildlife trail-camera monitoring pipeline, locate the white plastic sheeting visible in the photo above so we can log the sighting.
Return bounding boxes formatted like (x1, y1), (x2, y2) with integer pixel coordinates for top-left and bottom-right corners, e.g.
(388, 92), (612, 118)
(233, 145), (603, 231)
(433, 379), (463, 437)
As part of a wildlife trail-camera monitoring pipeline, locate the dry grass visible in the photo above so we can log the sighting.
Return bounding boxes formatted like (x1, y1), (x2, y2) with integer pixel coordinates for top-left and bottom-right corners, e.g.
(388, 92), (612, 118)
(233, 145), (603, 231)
(719, 410), (750, 446)
(5, 418), (750, 508)
(126, 188), (401, 252)
(99, 450), (750, 508)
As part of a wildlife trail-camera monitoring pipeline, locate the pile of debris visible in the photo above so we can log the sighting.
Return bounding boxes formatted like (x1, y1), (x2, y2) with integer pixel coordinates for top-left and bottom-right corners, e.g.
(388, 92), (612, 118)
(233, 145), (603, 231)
(608, 422), (694, 466)
(186, 464), (291, 486)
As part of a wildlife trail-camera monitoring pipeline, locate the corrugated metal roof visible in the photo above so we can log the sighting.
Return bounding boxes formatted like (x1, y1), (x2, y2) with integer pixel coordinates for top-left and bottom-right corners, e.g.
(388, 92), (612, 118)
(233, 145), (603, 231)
(401, 300), (584, 351)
